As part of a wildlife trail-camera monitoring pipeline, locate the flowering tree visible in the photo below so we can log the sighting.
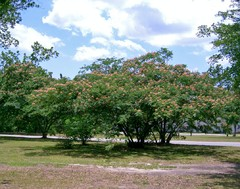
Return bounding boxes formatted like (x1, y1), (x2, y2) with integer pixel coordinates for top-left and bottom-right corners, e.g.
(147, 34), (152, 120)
(222, 94), (240, 136)
(0, 62), (51, 132)
(25, 80), (80, 138)
(75, 51), (228, 147)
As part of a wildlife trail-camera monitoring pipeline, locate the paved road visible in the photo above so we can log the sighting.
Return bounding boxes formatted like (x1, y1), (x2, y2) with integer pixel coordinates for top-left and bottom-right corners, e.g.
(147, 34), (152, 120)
(0, 134), (240, 147)
(171, 140), (240, 147)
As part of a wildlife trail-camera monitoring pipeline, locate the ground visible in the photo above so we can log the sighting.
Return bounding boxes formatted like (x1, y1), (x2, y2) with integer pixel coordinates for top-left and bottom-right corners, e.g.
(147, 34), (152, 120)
(0, 135), (240, 188)
(0, 162), (239, 189)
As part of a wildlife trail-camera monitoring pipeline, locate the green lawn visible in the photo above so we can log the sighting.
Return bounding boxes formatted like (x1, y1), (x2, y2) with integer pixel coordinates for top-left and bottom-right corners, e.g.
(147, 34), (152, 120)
(0, 137), (239, 189)
(0, 136), (239, 168)
(178, 133), (240, 142)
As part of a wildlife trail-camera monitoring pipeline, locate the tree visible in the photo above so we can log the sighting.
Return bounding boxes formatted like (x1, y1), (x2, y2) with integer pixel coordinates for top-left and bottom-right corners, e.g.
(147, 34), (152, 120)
(0, 41), (59, 133)
(0, 0), (38, 49)
(78, 57), (124, 76)
(223, 94), (240, 136)
(25, 80), (83, 138)
(197, 0), (240, 92)
(0, 62), (51, 132)
(0, 42), (59, 71)
(75, 51), (228, 147)
(64, 114), (95, 145)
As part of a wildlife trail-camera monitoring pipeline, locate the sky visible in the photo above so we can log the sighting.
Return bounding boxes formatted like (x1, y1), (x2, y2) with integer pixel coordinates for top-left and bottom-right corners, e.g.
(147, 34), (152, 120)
(8, 0), (231, 78)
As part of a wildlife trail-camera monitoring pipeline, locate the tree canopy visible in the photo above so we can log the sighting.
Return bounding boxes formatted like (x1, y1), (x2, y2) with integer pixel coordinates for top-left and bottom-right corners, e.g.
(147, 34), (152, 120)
(197, 0), (240, 92)
(0, 0), (237, 146)
(0, 0), (38, 49)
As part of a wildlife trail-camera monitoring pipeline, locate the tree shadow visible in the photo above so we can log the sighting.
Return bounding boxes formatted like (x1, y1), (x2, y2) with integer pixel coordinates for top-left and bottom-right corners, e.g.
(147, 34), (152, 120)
(203, 164), (240, 189)
(0, 136), (58, 142)
(3, 136), (238, 164)
(22, 142), (224, 162)
(3, 136), (240, 188)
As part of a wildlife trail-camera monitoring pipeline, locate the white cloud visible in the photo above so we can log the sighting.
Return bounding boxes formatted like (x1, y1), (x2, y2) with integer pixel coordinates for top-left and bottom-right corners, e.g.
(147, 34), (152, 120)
(111, 39), (146, 52)
(10, 24), (64, 52)
(73, 42), (141, 62)
(90, 37), (146, 52)
(73, 46), (111, 61)
(43, 0), (113, 38)
(202, 43), (214, 52)
(90, 37), (109, 46)
(43, 0), (231, 50)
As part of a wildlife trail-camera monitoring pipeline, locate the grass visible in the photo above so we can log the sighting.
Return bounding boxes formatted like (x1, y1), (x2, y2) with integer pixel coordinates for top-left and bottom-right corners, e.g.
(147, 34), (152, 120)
(0, 136), (240, 188)
(0, 166), (212, 189)
(0, 136), (240, 167)
(178, 133), (240, 142)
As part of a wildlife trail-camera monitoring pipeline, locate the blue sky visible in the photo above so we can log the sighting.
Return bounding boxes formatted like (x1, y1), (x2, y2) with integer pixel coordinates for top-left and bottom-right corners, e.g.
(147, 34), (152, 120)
(9, 0), (231, 78)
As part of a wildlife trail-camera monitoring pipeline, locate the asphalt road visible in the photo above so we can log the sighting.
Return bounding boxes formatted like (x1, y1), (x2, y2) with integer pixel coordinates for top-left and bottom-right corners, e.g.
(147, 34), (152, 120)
(0, 134), (240, 147)
(170, 140), (240, 147)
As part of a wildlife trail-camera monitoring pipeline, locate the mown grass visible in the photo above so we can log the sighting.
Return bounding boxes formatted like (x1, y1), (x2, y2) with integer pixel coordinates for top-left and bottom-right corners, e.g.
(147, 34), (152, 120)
(0, 137), (239, 189)
(178, 133), (240, 142)
(0, 136), (239, 168)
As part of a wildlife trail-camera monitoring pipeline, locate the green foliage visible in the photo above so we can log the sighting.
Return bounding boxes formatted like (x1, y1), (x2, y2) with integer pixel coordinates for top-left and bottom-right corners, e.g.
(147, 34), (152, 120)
(0, 62), (51, 132)
(78, 57), (124, 76)
(24, 80), (78, 138)
(197, 0), (240, 92)
(0, 0), (38, 49)
(0, 42), (59, 71)
(73, 50), (228, 146)
(22, 41), (59, 65)
(0, 44), (231, 147)
(64, 115), (95, 145)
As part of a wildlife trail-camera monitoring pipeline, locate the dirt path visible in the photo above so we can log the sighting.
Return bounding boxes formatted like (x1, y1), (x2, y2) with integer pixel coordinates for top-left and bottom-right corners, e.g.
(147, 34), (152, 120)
(69, 162), (238, 175)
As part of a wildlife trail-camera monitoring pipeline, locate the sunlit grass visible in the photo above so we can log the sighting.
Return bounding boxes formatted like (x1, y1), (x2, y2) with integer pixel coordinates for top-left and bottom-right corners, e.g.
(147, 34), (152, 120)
(0, 137), (239, 188)
(0, 136), (240, 169)
(178, 133), (240, 142)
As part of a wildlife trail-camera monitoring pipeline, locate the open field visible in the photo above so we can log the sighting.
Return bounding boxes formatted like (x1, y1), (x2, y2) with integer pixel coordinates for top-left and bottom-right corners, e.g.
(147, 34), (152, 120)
(0, 137), (240, 188)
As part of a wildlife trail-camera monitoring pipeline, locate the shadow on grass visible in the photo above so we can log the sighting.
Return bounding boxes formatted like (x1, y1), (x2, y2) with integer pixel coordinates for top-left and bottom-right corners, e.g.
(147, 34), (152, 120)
(0, 136), (59, 142)
(2, 136), (240, 188)
(203, 164), (240, 189)
(1, 137), (239, 164)
(21, 141), (234, 162)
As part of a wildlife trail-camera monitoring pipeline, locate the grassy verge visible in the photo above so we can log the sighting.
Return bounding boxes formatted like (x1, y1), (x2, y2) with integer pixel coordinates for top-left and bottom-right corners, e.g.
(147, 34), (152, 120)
(178, 134), (240, 142)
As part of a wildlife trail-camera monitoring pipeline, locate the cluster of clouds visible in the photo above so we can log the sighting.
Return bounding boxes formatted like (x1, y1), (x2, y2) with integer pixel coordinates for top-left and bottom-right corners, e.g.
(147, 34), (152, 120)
(11, 0), (231, 62)
(10, 24), (64, 52)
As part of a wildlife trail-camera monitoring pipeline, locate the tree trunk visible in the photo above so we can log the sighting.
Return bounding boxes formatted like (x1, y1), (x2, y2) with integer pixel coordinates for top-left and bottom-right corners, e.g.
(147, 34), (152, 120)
(160, 119), (167, 144)
(151, 131), (158, 144)
(166, 133), (173, 144)
(81, 138), (86, 145)
(233, 125), (237, 137)
(160, 133), (165, 144)
(42, 132), (47, 139)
